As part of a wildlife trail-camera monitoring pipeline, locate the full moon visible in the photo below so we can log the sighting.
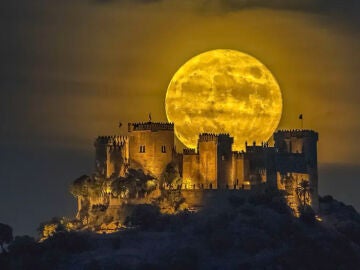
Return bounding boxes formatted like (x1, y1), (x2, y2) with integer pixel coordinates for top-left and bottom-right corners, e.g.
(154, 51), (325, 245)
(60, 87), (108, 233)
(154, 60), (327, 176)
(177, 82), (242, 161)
(165, 49), (282, 150)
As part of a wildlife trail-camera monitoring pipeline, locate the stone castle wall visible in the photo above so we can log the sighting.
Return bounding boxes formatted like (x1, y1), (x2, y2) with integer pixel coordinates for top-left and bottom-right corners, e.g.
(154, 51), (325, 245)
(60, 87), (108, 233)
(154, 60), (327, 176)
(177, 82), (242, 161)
(198, 134), (218, 188)
(231, 153), (249, 187)
(128, 122), (174, 178)
(182, 151), (200, 187)
(95, 136), (129, 178)
(89, 124), (320, 215)
(274, 130), (319, 212)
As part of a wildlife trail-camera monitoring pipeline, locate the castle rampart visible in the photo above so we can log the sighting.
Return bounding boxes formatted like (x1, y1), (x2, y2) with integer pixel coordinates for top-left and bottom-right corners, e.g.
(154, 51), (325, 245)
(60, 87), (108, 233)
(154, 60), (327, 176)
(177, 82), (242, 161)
(86, 121), (320, 216)
(274, 130), (319, 140)
(95, 135), (129, 147)
(183, 148), (197, 155)
(128, 122), (174, 132)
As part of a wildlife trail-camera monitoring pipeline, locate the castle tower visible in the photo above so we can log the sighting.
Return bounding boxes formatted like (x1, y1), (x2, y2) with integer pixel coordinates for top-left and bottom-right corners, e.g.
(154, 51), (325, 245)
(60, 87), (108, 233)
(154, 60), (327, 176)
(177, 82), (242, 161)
(274, 130), (319, 212)
(94, 136), (129, 178)
(182, 148), (200, 188)
(198, 133), (233, 189)
(231, 151), (250, 188)
(128, 122), (175, 178)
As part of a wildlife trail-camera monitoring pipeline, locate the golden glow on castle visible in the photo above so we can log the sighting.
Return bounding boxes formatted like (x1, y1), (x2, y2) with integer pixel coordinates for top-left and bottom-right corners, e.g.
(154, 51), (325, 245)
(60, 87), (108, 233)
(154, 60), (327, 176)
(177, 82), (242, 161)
(90, 121), (318, 214)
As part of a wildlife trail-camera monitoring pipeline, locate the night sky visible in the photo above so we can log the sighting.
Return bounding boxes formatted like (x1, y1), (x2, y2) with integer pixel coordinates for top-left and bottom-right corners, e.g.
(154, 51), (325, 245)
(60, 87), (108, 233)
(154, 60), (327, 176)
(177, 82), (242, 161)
(1, 0), (360, 236)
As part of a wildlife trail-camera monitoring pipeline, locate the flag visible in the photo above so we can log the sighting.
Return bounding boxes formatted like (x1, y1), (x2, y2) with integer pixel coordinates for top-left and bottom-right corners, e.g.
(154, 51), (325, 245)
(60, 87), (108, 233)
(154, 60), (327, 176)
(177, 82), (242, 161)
(299, 114), (303, 120)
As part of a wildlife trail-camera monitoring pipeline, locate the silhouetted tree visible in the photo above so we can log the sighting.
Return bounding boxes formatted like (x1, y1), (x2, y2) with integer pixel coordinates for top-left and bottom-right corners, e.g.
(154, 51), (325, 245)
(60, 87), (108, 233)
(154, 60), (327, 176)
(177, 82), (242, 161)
(162, 162), (181, 187)
(70, 175), (91, 197)
(296, 179), (312, 207)
(111, 169), (156, 198)
(38, 217), (66, 241)
(0, 223), (13, 253)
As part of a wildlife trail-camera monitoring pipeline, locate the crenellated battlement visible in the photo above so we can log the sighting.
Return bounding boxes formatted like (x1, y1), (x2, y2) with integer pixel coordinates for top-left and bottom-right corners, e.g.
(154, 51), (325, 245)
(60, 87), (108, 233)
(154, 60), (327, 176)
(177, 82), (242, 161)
(232, 151), (245, 159)
(183, 148), (197, 155)
(95, 135), (129, 147)
(245, 141), (272, 153)
(80, 119), (320, 220)
(198, 133), (233, 142)
(274, 129), (318, 140)
(128, 122), (174, 132)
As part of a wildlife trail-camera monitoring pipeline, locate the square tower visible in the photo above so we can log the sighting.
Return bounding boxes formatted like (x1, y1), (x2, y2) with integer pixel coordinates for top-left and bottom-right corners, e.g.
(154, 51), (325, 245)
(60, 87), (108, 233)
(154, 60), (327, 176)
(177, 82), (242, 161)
(128, 122), (175, 178)
(198, 133), (233, 189)
(274, 130), (319, 212)
(94, 136), (129, 178)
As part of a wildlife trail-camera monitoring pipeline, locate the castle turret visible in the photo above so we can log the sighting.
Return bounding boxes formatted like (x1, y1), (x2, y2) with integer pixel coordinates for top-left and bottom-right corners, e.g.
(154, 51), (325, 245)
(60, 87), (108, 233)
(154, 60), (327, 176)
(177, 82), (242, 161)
(182, 148), (200, 188)
(231, 151), (250, 189)
(94, 135), (129, 178)
(274, 130), (319, 212)
(128, 122), (175, 178)
(198, 133), (233, 189)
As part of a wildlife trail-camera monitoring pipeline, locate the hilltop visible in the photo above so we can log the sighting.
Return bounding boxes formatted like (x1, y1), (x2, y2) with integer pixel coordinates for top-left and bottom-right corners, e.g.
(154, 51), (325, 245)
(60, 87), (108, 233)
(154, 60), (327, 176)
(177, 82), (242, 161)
(1, 192), (360, 270)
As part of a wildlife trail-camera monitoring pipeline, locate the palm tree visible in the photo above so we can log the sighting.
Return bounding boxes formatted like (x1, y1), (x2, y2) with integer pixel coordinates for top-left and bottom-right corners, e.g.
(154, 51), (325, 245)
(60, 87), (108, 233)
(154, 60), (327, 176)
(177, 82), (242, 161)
(296, 179), (312, 207)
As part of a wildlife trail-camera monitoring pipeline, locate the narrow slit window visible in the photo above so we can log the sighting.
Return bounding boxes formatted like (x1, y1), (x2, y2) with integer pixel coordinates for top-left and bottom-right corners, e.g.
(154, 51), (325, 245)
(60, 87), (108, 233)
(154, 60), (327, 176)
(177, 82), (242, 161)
(161, 146), (166, 153)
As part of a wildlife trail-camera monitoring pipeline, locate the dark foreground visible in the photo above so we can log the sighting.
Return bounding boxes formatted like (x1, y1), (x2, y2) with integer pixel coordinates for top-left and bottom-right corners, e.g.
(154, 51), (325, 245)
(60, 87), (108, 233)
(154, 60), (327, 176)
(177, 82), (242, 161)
(1, 193), (360, 270)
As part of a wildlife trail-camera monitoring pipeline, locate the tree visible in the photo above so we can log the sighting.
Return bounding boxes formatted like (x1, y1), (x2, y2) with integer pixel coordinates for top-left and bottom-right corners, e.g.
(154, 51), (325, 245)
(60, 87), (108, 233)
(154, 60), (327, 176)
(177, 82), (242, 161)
(0, 223), (13, 253)
(38, 217), (66, 241)
(162, 162), (181, 188)
(296, 179), (312, 207)
(70, 174), (91, 197)
(111, 169), (156, 199)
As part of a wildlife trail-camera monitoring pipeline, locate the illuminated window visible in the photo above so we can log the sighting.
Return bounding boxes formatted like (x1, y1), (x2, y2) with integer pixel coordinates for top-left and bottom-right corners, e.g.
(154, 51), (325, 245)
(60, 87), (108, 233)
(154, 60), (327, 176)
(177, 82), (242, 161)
(139, 145), (145, 153)
(161, 145), (166, 153)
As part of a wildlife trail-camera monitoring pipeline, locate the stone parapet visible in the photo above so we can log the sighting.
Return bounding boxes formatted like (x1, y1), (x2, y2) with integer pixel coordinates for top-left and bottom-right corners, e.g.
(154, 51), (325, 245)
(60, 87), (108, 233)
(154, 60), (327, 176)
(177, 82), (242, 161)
(128, 122), (174, 132)
(274, 130), (318, 140)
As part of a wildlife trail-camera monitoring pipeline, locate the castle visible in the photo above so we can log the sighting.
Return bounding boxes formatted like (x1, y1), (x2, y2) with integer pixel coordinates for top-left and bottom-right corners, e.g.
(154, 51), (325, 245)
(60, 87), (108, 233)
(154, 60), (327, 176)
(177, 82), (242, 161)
(91, 121), (319, 213)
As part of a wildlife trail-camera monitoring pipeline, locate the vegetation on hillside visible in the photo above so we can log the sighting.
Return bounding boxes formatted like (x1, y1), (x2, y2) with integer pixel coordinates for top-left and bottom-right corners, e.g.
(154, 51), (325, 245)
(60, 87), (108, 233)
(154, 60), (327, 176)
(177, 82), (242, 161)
(1, 194), (360, 270)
